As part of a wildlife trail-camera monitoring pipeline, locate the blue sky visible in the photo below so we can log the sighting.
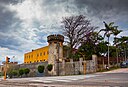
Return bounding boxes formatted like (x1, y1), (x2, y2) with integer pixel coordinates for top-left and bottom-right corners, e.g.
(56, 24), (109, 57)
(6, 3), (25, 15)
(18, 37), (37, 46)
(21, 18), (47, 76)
(0, 0), (128, 64)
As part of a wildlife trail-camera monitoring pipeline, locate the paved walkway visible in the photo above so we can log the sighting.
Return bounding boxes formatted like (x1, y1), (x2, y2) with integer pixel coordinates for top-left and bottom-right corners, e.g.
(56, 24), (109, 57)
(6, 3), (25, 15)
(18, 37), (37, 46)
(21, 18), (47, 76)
(7, 74), (100, 83)
(103, 68), (128, 73)
(0, 68), (128, 87)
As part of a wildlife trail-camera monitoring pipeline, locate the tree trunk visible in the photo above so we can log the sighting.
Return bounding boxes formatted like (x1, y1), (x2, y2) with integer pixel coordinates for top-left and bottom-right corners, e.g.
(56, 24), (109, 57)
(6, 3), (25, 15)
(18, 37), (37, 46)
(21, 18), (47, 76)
(115, 36), (119, 66)
(108, 36), (110, 67)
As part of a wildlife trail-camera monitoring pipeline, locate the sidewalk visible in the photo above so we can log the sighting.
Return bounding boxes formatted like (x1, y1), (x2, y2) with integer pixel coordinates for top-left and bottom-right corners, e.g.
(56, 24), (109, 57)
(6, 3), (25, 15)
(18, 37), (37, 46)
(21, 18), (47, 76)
(103, 68), (128, 73)
(95, 68), (128, 74)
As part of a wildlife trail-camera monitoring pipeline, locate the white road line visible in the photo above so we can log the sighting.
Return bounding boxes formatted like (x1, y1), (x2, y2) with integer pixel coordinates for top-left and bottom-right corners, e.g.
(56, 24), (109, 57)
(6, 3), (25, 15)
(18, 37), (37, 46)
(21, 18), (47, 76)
(29, 75), (100, 83)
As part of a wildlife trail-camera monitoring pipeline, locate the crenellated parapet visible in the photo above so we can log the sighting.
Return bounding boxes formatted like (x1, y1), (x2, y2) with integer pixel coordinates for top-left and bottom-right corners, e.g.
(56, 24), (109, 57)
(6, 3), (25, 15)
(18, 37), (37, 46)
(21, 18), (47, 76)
(47, 34), (64, 43)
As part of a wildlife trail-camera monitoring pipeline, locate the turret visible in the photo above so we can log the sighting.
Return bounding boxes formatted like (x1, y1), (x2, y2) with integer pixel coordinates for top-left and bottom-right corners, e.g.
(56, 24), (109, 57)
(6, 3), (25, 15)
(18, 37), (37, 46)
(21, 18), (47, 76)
(47, 34), (64, 75)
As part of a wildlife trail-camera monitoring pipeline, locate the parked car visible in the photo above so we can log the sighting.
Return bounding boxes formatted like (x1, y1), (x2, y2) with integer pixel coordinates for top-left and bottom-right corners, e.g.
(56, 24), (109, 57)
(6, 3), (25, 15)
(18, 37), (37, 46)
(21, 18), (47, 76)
(120, 61), (128, 68)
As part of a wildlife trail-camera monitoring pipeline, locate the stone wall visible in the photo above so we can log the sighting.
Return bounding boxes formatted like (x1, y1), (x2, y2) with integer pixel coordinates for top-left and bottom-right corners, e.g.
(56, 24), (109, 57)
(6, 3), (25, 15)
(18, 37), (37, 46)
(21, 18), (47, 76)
(56, 55), (98, 75)
(13, 61), (48, 77)
(1, 55), (97, 77)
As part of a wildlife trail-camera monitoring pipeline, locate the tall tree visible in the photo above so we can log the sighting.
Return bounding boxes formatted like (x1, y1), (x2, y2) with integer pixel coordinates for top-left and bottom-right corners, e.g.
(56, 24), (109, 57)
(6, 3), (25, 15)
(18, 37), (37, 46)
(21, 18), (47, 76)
(62, 15), (97, 57)
(116, 36), (128, 61)
(112, 27), (122, 65)
(98, 21), (115, 67)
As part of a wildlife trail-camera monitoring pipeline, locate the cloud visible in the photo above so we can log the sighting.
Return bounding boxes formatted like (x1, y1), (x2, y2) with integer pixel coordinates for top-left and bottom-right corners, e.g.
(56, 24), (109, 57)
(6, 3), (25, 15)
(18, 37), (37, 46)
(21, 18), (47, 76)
(73, 0), (128, 27)
(0, 46), (23, 64)
(0, 0), (128, 64)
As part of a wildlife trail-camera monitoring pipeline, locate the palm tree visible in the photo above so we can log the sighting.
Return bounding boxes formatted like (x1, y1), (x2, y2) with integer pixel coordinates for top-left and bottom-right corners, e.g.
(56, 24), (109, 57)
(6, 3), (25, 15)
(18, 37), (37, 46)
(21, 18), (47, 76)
(98, 21), (114, 67)
(116, 36), (128, 62)
(120, 36), (128, 61)
(112, 28), (122, 66)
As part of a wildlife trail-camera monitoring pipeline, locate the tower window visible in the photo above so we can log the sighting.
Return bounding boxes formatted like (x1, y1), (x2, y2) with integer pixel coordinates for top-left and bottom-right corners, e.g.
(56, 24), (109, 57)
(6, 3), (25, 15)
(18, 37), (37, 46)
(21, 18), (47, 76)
(44, 52), (45, 55)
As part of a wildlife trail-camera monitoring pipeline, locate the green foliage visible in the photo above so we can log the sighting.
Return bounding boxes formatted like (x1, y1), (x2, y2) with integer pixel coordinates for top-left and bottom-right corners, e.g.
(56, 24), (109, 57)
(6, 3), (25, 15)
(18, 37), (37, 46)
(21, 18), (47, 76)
(19, 68), (24, 76)
(47, 64), (53, 71)
(24, 68), (30, 75)
(8, 71), (13, 78)
(8, 70), (18, 78)
(0, 72), (3, 76)
(109, 46), (116, 57)
(12, 70), (18, 76)
(78, 41), (95, 60)
(97, 41), (108, 56)
(38, 65), (45, 73)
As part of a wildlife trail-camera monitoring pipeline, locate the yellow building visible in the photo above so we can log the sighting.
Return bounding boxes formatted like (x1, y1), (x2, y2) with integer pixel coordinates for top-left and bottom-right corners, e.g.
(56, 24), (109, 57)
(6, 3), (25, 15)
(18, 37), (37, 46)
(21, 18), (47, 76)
(24, 46), (49, 64)
(24, 34), (64, 64)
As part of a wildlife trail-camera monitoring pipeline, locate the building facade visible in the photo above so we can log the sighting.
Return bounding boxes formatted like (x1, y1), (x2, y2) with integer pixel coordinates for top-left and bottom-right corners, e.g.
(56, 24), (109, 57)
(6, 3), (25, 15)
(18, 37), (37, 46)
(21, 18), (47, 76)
(24, 34), (64, 64)
(24, 46), (49, 64)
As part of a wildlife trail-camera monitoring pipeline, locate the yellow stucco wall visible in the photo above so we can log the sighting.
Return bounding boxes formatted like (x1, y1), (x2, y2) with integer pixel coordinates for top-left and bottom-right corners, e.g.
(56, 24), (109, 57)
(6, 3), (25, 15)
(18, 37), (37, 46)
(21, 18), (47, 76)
(24, 46), (49, 64)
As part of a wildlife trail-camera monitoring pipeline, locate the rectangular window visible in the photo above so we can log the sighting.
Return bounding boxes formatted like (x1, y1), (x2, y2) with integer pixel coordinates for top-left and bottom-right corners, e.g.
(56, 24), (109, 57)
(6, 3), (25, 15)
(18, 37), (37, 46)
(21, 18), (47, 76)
(40, 53), (42, 56)
(44, 52), (45, 55)
(37, 54), (39, 57)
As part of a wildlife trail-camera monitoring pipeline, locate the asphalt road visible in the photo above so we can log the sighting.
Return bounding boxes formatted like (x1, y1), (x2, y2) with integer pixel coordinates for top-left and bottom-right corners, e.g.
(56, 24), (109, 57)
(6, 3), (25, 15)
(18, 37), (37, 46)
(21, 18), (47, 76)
(0, 68), (128, 87)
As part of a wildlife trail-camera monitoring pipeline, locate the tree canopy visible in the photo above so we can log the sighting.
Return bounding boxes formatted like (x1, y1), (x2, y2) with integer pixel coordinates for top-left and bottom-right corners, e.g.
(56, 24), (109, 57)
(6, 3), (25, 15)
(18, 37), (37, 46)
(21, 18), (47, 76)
(62, 15), (97, 52)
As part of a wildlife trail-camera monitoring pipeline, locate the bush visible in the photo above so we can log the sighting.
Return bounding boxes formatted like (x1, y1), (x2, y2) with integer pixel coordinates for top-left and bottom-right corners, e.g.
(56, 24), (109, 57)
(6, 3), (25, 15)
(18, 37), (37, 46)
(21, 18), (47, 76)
(0, 72), (3, 76)
(8, 71), (13, 78)
(47, 64), (53, 71)
(24, 68), (30, 75)
(8, 70), (18, 78)
(19, 68), (24, 77)
(38, 65), (45, 73)
(12, 70), (18, 76)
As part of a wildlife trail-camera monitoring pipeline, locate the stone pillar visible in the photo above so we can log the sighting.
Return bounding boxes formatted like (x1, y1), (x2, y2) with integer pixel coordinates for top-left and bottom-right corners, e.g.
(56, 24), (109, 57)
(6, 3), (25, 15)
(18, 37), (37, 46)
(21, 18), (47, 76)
(62, 59), (65, 75)
(70, 59), (73, 63)
(79, 58), (83, 73)
(92, 55), (98, 72)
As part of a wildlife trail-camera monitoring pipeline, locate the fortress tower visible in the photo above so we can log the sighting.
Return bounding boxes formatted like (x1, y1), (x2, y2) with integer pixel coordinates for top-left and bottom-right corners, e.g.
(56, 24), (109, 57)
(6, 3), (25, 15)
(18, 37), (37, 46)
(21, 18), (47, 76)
(47, 34), (64, 75)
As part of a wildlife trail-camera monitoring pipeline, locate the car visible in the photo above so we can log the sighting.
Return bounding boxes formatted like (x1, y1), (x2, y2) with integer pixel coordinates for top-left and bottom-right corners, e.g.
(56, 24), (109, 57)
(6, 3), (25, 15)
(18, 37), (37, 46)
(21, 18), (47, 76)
(120, 61), (128, 68)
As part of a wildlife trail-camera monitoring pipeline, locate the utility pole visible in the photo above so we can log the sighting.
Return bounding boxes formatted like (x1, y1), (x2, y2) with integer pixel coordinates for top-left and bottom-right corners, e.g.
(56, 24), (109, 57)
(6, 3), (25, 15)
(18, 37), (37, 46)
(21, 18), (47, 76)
(4, 56), (10, 80)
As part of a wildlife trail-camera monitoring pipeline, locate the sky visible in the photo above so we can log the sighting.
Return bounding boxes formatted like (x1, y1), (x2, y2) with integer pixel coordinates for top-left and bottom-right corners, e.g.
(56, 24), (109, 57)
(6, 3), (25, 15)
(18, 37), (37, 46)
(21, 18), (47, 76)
(0, 0), (128, 64)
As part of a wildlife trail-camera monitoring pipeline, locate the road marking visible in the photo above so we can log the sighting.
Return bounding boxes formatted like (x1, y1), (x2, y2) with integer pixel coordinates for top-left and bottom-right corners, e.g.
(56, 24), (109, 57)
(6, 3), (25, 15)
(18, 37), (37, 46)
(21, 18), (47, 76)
(29, 75), (100, 83)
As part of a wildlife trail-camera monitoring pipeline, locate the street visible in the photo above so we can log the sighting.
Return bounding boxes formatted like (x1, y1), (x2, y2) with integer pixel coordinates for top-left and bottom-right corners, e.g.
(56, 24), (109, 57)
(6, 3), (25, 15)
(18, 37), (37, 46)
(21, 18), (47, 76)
(0, 68), (128, 87)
